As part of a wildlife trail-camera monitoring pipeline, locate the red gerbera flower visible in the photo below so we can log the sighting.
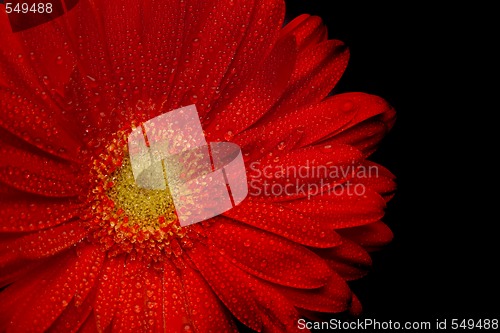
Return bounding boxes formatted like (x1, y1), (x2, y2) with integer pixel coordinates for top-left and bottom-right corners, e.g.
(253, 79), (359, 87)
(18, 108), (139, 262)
(0, 1), (396, 332)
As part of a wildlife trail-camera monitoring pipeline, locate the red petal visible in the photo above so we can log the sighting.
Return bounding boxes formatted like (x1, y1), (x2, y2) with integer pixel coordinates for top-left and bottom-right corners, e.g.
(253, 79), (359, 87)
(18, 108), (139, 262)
(0, 222), (87, 271)
(188, 243), (263, 332)
(266, 40), (349, 120)
(61, 0), (285, 131)
(349, 293), (363, 316)
(206, 0), (286, 118)
(179, 262), (239, 333)
(94, 255), (125, 333)
(281, 15), (328, 51)
(223, 198), (342, 248)
(0, 235), (20, 269)
(189, 242), (302, 333)
(78, 314), (98, 333)
(236, 92), (367, 167)
(235, 125), (304, 164)
(324, 93), (396, 156)
(0, 254), (63, 330)
(315, 240), (372, 281)
(47, 295), (94, 333)
(112, 259), (148, 333)
(252, 94), (357, 148)
(0, 182), (25, 201)
(207, 217), (332, 288)
(329, 122), (389, 157)
(74, 245), (105, 306)
(143, 262), (236, 333)
(63, 70), (127, 143)
(7, 245), (98, 332)
(354, 161), (396, 200)
(0, 127), (62, 160)
(161, 259), (193, 333)
(276, 271), (352, 313)
(0, 259), (40, 288)
(165, 0), (281, 114)
(205, 35), (297, 140)
(139, 0), (195, 105)
(0, 87), (81, 161)
(339, 221), (394, 251)
(89, 0), (149, 105)
(282, 187), (386, 229)
(0, 197), (81, 232)
(16, 221), (88, 259)
(0, 8), (75, 94)
(139, 266), (164, 333)
(51, 0), (153, 139)
(341, 93), (396, 130)
(0, 145), (81, 197)
(281, 14), (309, 33)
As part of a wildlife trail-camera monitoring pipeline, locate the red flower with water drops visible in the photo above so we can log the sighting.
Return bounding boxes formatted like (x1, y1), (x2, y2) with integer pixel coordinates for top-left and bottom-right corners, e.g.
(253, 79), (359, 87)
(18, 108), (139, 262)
(0, 1), (396, 332)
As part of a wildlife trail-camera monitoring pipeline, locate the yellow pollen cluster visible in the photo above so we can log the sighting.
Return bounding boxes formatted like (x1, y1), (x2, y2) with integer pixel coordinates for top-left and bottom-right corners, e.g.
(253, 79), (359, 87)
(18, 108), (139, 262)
(81, 130), (195, 261)
(106, 156), (177, 231)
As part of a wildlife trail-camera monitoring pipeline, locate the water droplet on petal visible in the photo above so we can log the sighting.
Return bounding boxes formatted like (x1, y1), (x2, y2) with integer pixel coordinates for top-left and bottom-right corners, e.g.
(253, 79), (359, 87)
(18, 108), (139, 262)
(224, 131), (234, 141)
(342, 101), (354, 111)
(182, 324), (194, 333)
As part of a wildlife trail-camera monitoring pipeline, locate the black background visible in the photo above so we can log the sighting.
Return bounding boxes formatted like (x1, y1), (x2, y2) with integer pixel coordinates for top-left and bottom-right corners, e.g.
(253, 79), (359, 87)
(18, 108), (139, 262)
(277, 0), (499, 330)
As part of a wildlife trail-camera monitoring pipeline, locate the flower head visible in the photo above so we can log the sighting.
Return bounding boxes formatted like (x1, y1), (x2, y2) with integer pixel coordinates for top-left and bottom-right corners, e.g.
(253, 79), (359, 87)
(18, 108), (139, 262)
(0, 1), (395, 332)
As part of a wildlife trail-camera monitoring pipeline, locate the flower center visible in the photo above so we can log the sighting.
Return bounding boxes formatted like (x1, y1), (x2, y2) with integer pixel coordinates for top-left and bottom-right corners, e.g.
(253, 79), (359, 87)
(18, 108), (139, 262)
(105, 156), (177, 231)
(80, 129), (200, 262)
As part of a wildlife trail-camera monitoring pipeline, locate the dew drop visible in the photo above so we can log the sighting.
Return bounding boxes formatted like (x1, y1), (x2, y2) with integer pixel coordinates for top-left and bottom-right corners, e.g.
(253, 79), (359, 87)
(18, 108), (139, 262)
(342, 101), (354, 111)
(224, 130), (234, 141)
(322, 145), (333, 153)
(182, 324), (194, 333)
